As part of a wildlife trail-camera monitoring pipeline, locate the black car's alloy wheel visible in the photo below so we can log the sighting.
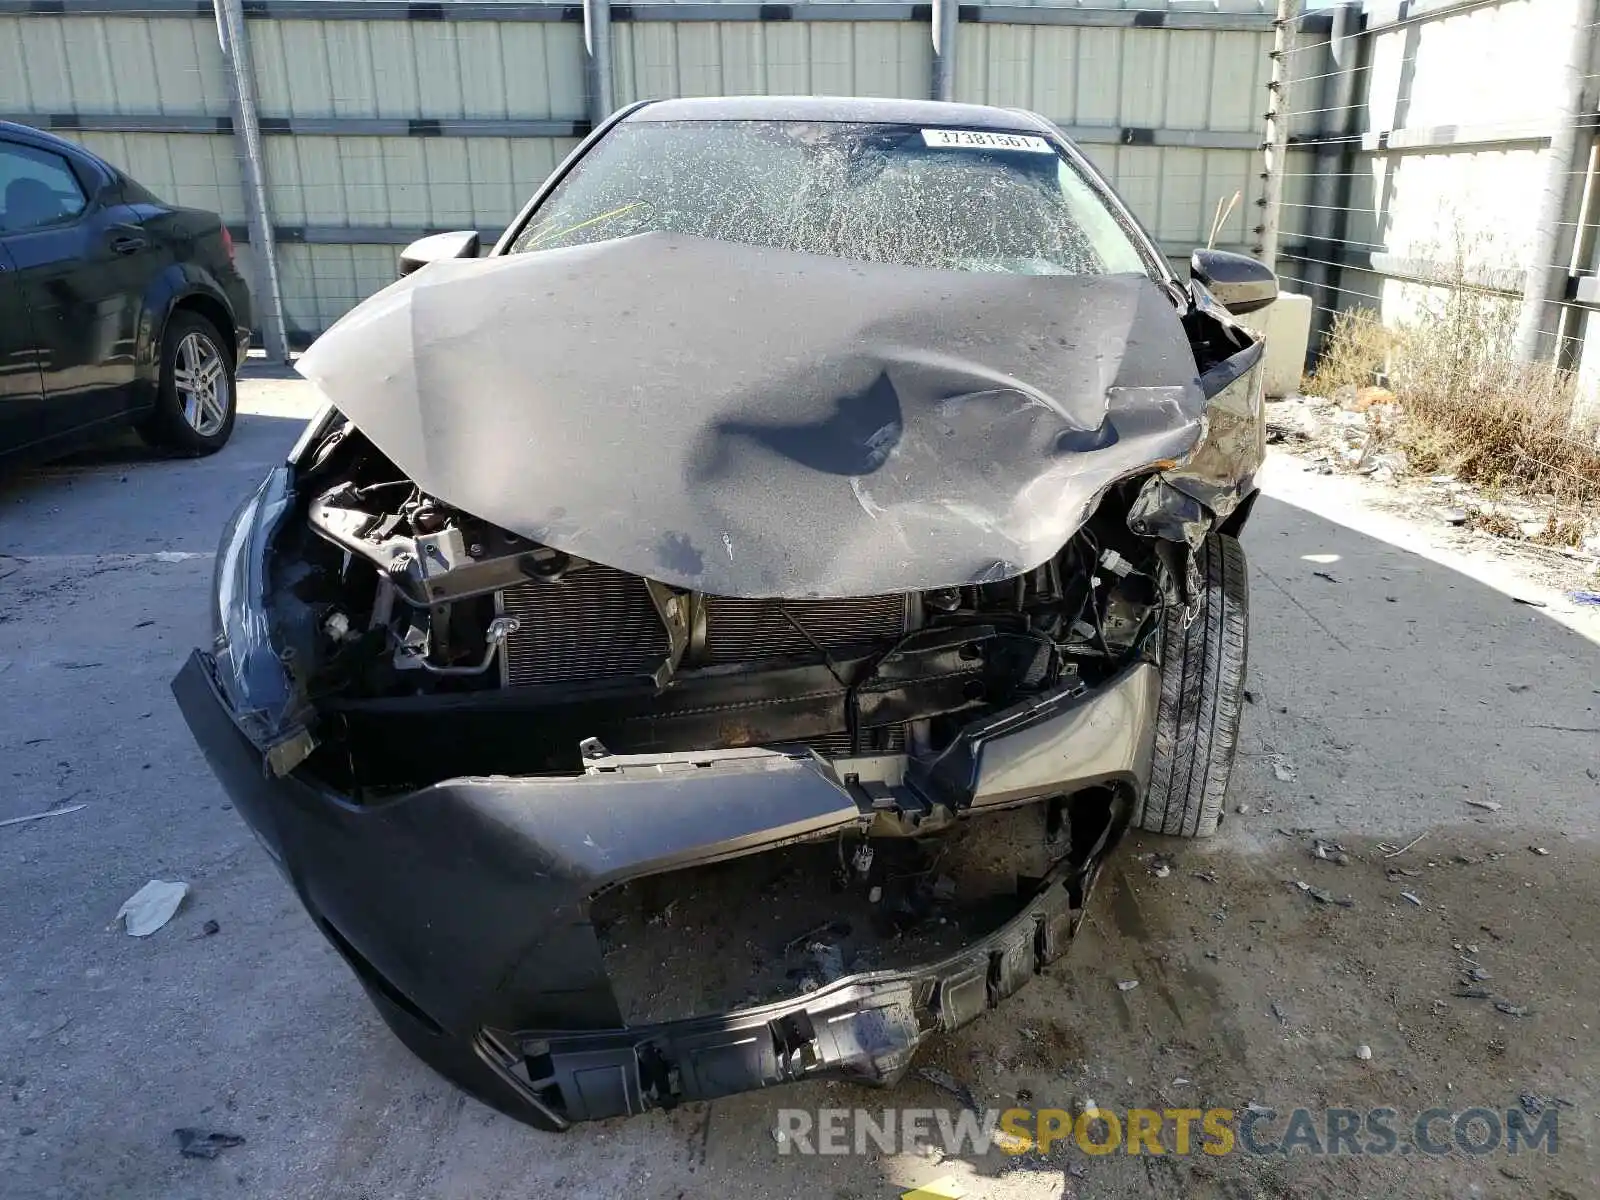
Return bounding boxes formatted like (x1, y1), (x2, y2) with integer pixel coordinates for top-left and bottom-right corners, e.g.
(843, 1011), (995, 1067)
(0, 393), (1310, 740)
(139, 311), (237, 456)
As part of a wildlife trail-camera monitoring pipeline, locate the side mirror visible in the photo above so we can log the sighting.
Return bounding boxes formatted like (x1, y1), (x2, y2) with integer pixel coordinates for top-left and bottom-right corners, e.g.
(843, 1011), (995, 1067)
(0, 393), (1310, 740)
(1190, 248), (1278, 316)
(398, 230), (480, 278)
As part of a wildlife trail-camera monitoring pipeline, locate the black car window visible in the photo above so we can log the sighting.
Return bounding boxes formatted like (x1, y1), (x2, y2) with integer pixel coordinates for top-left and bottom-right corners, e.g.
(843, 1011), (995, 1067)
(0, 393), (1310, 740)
(509, 120), (1149, 277)
(0, 141), (89, 234)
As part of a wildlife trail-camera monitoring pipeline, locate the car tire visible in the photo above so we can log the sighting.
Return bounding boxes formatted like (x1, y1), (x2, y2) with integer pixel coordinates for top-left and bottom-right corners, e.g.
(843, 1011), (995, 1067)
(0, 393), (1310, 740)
(138, 310), (237, 456)
(1134, 533), (1249, 839)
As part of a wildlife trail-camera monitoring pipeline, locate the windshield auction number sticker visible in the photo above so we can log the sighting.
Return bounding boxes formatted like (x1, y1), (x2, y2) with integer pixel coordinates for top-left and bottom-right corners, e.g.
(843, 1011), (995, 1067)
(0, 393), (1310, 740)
(921, 129), (1054, 154)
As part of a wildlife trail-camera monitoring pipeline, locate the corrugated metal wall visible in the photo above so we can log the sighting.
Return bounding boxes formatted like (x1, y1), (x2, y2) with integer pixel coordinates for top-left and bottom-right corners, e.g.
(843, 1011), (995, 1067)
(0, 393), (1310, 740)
(1280, 0), (1598, 369)
(0, 1), (1280, 339)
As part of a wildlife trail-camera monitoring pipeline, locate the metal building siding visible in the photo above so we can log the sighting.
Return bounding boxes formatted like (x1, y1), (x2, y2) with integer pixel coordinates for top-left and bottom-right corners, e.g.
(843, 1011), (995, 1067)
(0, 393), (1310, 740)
(0, 17), (228, 117)
(612, 21), (930, 104)
(56, 131), (248, 223)
(248, 19), (585, 121)
(261, 134), (575, 227)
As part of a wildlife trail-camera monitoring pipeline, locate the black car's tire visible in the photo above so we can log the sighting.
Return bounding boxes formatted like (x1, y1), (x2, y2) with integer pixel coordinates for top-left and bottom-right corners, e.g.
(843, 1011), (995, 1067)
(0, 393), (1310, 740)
(1135, 533), (1249, 839)
(138, 310), (237, 456)
(361, 984), (567, 1132)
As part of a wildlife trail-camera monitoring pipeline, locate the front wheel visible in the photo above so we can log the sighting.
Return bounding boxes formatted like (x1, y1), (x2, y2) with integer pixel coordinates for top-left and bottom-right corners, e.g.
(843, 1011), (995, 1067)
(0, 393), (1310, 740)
(1134, 533), (1249, 838)
(138, 311), (237, 456)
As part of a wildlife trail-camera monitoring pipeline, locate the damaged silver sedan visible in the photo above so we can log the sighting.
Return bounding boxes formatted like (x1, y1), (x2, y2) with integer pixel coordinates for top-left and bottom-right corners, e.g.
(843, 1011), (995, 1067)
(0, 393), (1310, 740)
(173, 96), (1273, 1129)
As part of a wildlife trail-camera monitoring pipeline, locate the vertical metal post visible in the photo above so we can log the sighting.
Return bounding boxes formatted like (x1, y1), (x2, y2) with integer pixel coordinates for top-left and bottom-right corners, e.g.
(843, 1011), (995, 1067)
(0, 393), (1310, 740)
(213, 0), (287, 362)
(1304, 1), (1360, 343)
(931, 0), (958, 103)
(1257, 0), (1302, 272)
(1514, 0), (1597, 364)
(583, 0), (614, 129)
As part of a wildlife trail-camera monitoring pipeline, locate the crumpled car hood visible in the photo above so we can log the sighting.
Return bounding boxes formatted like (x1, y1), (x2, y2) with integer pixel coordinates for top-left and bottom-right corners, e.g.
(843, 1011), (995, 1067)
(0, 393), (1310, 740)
(297, 233), (1206, 598)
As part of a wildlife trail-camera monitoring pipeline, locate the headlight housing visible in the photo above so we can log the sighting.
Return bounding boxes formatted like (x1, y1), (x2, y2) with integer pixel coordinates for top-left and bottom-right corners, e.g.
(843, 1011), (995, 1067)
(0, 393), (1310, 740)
(211, 467), (298, 746)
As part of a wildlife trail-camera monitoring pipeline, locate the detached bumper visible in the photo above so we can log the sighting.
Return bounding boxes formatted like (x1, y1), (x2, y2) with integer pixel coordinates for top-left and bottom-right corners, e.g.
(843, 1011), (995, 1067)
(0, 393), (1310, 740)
(173, 651), (1159, 1127)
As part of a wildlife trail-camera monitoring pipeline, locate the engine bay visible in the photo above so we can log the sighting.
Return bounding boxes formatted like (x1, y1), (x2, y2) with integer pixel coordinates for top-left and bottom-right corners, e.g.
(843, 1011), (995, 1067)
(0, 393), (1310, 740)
(272, 418), (1176, 797)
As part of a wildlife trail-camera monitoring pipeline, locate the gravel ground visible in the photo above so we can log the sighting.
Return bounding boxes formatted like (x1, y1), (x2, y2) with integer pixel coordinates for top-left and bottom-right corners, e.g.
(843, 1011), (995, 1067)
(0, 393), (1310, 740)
(2, 366), (1598, 1199)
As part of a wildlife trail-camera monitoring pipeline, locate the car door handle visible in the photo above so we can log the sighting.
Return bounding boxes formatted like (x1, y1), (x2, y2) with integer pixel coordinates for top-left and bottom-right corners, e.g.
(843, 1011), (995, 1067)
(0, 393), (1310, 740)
(109, 232), (147, 255)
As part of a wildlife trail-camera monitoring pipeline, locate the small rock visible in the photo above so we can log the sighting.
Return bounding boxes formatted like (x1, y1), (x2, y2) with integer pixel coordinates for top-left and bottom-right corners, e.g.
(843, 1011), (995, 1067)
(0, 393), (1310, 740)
(1467, 967), (1491, 981)
(1117, 979), (1140, 992)
(867, 886), (882, 904)
(931, 875), (957, 903)
(1355, 1045), (1372, 1061)
(174, 1129), (245, 1160)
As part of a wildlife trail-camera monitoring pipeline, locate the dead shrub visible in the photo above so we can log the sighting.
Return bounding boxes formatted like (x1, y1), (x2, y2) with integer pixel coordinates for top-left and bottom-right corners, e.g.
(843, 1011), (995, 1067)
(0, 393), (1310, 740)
(1305, 282), (1600, 507)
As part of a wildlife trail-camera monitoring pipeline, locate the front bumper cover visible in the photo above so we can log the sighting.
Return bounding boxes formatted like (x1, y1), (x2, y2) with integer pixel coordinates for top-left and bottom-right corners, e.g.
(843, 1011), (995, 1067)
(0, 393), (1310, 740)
(173, 651), (1159, 1127)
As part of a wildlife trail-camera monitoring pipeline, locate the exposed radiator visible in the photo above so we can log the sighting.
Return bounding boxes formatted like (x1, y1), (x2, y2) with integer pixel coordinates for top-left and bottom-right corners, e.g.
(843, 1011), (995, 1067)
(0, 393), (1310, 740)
(498, 574), (909, 706)
(498, 565), (671, 687)
(700, 595), (909, 664)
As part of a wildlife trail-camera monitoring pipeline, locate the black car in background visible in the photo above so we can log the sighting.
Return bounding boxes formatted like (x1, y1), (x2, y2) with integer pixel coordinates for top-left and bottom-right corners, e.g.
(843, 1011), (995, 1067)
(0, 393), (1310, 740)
(0, 121), (252, 466)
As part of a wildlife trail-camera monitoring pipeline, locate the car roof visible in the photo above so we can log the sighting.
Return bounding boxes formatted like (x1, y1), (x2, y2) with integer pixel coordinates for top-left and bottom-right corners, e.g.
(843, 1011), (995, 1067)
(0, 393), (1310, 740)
(626, 95), (1056, 135)
(0, 119), (94, 157)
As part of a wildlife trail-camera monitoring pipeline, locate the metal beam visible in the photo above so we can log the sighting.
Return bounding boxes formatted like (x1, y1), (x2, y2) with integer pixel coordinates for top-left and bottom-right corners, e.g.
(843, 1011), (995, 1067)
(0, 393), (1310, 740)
(1258, 0), (1301, 270)
(213, 0), (287, 363)
(10, 111), (1262, 152)
(930, 0), (956, 102)
(582, 0), (613, 127)
(0, 0), (1275, 25)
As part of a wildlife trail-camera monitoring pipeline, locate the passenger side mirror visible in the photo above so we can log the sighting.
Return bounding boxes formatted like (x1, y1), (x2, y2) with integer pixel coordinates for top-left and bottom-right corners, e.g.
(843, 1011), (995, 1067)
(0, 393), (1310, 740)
(1190, 248), (1278, 316)
(398, 230), (480, 278)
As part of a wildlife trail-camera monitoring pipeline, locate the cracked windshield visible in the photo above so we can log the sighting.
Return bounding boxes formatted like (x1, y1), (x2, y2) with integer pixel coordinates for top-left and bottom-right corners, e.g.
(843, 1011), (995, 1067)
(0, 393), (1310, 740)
(509, 119), (1148, 277)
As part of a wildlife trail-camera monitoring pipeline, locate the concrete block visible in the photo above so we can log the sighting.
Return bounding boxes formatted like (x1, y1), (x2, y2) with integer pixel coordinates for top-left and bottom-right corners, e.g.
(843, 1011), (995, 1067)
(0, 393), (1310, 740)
(1238, 291), (1313, 398)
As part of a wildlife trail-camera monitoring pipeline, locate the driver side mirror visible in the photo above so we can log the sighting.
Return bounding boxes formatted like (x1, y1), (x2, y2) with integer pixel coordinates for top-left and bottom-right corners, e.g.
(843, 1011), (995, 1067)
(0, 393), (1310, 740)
(398, 230), (480, 278)
(1190, 248), (1278, 316)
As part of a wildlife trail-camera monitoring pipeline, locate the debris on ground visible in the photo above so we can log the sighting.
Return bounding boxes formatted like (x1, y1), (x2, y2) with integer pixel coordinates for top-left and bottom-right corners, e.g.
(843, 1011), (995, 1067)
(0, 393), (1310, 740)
(1512, 597), (1548, 608)
(1311, 839), (1350, 865)
(1293, 880), (1354, 907)
(174, 1129), (245, 1159)
(1385, 867), (1421, 880)
(1530, 846), (1550, 856)
(0, 803), (87, 830)
(1494, 1001), (1530, 1017)
(1355, 1045), (1372, 1061)
(1379, 832), (1428, 857)
(1570, 590), (1600, 606)
(1270, 754), (1298, 783)
(1116, 979), (1140, 992)
(1435, 506), (1469, 526)
(1235, 804), (1251, 815)
(1400, 891), (1422, 906)
(808, 940), (845, 983)
(1271, 1001), (1288, 1025)
(917, 1066), (979, 1113)
(1465, 799), (1502, 812)
(116, 880), (189, 937)
(1191, 869), (1219, 884)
